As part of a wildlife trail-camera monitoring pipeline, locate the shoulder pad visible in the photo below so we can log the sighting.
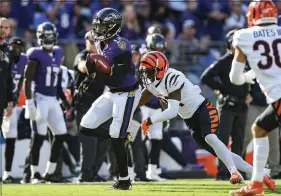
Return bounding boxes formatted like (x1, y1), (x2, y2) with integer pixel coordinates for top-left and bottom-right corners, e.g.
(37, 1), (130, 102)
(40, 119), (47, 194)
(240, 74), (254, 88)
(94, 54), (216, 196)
(26, 47), (40, 60)
(53, 45), (63, 56)
(115, 36), (131, 51)
(232, 28), (248, 49)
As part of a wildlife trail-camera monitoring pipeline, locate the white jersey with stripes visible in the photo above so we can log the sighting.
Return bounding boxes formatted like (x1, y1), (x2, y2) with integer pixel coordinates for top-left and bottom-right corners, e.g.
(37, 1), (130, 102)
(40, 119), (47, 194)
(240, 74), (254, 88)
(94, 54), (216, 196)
(150, 68), (205, 119)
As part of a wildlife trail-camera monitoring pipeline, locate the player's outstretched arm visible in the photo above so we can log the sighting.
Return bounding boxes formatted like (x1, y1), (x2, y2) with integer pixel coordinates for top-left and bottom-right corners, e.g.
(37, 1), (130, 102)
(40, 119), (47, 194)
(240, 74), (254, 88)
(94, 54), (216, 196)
(150, 87), (181, 124)
(141, 88), (181, 134)
(24, 60), (38, 99)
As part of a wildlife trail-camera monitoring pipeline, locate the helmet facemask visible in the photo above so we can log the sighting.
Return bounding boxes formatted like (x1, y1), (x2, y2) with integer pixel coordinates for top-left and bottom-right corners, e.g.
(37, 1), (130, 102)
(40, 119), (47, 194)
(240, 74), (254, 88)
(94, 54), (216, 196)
(37, 30), (57, 50)
(139, 66), (158, 87)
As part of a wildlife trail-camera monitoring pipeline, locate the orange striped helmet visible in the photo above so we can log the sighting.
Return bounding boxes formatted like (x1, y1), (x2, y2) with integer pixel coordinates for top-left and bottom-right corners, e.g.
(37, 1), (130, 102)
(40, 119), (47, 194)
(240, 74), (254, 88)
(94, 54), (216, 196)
(139, 51), (169, 85)
(247, 0), (277, 27)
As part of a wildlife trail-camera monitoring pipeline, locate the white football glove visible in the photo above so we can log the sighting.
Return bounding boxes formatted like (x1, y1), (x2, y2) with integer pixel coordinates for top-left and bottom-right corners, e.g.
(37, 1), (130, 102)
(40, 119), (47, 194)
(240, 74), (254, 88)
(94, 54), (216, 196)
(25, 99), (37, 120)
(244, 70), (256, 84)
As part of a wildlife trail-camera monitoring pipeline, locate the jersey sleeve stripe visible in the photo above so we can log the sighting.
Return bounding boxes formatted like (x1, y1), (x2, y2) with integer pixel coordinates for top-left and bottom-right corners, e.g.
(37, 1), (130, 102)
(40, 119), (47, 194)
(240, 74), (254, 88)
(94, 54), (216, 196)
(164, 72), (172, 90)
(169, 74), (176, 88)
(172, 75), (180, 85)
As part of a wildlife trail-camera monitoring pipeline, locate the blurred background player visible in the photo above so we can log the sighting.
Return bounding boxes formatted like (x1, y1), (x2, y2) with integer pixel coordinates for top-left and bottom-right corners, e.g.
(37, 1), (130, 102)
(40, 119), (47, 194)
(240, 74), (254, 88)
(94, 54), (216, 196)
(229, 1), (281, 195)
(24, 22), (68, 183)
(73, 31), (109, 182)
(1, 37), (27, 183)
(0, 17), (13, 140)
(79, 8), (140, 189)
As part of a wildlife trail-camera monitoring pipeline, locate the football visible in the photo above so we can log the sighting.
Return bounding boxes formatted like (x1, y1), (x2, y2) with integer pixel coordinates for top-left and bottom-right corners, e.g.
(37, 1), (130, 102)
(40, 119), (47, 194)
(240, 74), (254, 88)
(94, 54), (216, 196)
(87, 53), (111, 75)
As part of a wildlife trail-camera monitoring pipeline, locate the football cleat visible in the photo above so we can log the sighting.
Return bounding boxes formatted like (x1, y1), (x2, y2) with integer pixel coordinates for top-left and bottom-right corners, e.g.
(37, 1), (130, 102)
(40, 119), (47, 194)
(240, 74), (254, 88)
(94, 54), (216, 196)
(263, 174), (275, 192)
(230, 172), (244, 185)
(31, 172), (43, 184)
(229, 181), (264, 196)
(43, 173), (70, 183)
(109, 179), (132, 190)
(3, 176), (15, 184)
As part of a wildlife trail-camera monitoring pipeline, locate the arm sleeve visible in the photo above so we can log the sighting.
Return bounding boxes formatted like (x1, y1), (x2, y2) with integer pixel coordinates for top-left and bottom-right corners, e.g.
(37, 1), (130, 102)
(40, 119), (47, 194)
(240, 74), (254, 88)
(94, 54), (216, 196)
(98, 51), (131, 87)
(201, 61), (226, 92)
(229, 60), (246, 85)
(57, 71), (67, 102)
(150, 99), (179, 123)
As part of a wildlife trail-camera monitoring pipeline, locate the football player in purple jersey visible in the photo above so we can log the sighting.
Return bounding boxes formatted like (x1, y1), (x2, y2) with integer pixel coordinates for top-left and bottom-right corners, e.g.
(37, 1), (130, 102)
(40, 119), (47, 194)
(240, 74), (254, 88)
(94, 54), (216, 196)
(79, 8), (141, 189)
(23, 22), (68, 183)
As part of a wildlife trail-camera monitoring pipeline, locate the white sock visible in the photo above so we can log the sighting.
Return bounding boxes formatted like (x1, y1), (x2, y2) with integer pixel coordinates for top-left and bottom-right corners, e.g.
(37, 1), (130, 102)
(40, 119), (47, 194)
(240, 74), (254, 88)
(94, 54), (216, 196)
(231, 152), (270, 176)
(119, 175), (129, 180)
(45, 161), (57, 175)
(231, 152), (253, 174)
(205, 134), (238, 174)
(147, 164), (157, 173)
(3, 171), (11, 179)
(252, 137), (269, 182)
(31, 165), (38, 177)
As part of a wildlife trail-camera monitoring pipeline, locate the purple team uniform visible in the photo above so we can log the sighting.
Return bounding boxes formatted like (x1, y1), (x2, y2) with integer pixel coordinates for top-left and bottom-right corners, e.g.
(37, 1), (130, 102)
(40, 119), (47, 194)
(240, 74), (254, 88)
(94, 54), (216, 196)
(98, 35), (137, 90)
(26, 46), (63, 96)
(11, 54), (28, 93)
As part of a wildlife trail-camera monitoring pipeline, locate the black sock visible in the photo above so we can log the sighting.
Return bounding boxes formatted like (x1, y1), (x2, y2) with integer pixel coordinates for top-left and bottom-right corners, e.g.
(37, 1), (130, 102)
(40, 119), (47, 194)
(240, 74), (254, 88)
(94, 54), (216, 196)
(150, 139), (161, 166)
(5, 138), (16, 172)
(30, 134), (45, 165)
(80, 126), (111, 138)
(50, 134), (66, 162)
(111, 138), (128, 178)
(127, 144), (133, 167)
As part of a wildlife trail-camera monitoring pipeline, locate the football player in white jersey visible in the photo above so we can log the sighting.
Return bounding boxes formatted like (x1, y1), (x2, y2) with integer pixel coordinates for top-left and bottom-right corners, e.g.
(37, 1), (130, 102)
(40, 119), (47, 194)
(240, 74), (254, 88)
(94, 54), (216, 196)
(229, 1), (280, 195)
(138, 51), (275, 190)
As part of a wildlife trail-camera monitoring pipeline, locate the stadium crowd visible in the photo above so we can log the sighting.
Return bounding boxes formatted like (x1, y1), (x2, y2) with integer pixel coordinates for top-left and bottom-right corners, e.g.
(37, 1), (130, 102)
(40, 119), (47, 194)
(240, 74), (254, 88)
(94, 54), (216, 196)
(0, 0), (281, 186)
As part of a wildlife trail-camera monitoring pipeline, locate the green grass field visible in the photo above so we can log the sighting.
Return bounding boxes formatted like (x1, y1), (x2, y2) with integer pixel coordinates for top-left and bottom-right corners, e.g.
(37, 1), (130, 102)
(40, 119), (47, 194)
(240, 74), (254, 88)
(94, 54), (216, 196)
(2, 179), (281, 196)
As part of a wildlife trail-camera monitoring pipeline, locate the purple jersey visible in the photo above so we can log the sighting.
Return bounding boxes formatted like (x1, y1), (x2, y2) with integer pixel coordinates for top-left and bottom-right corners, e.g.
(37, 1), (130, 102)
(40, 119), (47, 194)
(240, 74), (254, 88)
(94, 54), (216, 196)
(11, 53), (28, 93)
(27, 46), (63, 96)
(95, 35), (137, 89)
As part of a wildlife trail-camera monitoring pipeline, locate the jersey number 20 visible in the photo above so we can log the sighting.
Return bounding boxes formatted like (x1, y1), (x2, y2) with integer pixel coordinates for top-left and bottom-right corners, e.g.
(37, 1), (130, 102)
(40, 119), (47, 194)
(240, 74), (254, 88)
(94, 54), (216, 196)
(253, 39), (281, 69)
(46, 66), (59, 87)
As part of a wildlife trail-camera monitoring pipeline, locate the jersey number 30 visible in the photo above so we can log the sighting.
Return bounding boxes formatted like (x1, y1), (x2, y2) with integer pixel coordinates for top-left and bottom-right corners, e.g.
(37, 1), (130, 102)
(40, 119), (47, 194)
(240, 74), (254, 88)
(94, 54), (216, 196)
(253, 39), (281, 69)
(46, 66), (59, 87)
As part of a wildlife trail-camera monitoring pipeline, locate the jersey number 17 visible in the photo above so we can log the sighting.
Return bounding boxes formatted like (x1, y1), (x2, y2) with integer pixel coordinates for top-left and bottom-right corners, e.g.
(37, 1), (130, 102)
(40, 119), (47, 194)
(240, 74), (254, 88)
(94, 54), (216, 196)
(46, 66), (60, 87)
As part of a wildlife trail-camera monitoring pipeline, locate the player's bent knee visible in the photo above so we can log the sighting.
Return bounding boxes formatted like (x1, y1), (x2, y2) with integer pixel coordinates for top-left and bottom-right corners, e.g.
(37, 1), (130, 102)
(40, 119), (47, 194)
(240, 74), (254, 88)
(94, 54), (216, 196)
(251, 124), (267, 138)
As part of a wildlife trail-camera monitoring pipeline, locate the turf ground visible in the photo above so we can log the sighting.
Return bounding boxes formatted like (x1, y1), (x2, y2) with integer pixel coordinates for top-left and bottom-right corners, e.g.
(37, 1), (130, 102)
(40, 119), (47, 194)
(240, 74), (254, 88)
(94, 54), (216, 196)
(2, 179), (281, 196)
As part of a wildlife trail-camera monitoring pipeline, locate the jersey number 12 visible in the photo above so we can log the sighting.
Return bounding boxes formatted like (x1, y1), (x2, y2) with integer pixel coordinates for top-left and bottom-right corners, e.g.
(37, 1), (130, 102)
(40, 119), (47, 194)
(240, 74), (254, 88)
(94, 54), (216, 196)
(46, 66), (59, 87)
(253, 39), (281, 69)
